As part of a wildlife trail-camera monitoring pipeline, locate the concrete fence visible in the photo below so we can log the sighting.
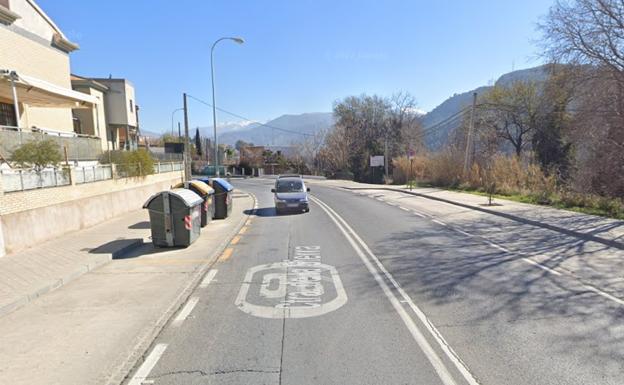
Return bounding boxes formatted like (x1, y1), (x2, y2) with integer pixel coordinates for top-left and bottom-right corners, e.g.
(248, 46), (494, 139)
(0, 166), (184, 256)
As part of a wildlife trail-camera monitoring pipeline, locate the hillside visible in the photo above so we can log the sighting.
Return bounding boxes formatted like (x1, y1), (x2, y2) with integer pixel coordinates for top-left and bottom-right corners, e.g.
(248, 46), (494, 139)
(421, 64), (552, 149)
(218, 112), (334, 146)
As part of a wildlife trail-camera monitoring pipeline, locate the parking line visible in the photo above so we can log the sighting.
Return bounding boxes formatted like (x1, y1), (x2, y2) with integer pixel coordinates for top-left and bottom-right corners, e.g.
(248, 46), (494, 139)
(219, 247), (234, 262)
(172, 297), (199, 327)
(127, 343), (168, 385)
(200, 269), (218, 288)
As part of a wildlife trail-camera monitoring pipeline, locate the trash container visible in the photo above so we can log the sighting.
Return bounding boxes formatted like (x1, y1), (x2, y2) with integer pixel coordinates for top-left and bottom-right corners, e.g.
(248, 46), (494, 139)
(172, 180), (215, 227)
(143, 189), (203, 247)
(210, 178), (234, 219)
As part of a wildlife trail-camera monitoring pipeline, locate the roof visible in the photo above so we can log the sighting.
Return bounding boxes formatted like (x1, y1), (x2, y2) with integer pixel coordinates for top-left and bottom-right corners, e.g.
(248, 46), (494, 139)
(0, 71), (98, 108)
(70, 74), (109, 92)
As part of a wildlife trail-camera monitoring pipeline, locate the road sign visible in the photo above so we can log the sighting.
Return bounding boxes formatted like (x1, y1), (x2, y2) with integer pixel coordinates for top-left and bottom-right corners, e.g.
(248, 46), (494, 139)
(370, 155), (384, 167)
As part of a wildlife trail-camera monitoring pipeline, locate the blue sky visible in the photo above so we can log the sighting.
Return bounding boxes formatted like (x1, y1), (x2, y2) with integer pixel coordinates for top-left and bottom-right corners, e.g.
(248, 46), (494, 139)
(39, 0), (552, 133)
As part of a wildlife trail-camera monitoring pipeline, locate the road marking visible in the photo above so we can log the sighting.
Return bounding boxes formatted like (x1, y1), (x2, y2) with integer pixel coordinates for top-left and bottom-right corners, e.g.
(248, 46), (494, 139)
(230, 235), (242, 245)
(127, 343), (168, 385)
(311, 196), (479, 385)
(432, 219), (447, 226)
(399, 206), (410, 211)
(200, 269), (218, 288)
(411, 210), (426, 218)
(235, 246), (348, 318)
(219, 247), (234, 262)
(487, 241), (509, 252)
(239, 226), (248, 234)
(455, 229), (472, 237)
(172, 296), (199, 327)
(583, 284), (624, 306)
(521, 258), (562, 276)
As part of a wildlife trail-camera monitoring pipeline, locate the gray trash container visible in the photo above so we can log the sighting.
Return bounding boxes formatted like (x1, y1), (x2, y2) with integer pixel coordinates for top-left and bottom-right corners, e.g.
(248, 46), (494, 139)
(173, 180), (215, 227)
(143, 188), (203, 247)
(210, 178), (234, 219)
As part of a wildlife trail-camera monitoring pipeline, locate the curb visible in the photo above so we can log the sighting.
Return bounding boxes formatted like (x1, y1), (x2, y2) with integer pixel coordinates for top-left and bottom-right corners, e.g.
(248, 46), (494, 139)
(341, 186), (624, 251)
(0, 239), (145, 319)
(107, 191), (257, 385)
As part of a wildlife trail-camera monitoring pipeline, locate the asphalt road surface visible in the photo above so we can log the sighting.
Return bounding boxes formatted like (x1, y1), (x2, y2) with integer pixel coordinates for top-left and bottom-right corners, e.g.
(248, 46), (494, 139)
(125, 178), (624, 385)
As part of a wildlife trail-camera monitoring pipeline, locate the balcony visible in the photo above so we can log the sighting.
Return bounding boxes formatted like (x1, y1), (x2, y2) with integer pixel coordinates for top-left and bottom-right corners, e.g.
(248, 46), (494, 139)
(0, 126), (103, 162)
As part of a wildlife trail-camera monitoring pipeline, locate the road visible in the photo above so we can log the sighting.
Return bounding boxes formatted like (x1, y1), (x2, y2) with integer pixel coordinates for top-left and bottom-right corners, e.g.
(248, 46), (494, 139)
(125, 178), (624, 385)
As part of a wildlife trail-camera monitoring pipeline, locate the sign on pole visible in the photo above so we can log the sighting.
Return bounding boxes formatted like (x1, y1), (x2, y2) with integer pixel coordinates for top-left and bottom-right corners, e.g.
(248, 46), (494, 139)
(370, 155), (384, 167)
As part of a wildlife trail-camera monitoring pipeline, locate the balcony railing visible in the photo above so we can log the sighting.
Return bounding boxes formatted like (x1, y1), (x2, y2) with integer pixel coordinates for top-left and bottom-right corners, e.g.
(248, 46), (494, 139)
(0, 125), (103, 161)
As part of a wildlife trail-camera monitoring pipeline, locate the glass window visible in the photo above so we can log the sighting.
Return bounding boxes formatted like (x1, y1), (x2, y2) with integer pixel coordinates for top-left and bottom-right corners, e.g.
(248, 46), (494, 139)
(0, 102), (17, 127)
(276, 180), (304, 192)
(129, 99), (134, 113)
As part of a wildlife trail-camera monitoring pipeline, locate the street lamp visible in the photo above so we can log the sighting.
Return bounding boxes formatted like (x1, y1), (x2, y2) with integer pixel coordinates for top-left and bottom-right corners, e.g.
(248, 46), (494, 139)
(171, 107), (184, 136)
(211, 36), (244, 177)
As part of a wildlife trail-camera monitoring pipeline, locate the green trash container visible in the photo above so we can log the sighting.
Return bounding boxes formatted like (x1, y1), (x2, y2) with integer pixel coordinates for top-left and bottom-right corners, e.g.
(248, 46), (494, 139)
(172, 180), (215, 227)
(209, 178), (234, 219)
(143, 189), (203, 247)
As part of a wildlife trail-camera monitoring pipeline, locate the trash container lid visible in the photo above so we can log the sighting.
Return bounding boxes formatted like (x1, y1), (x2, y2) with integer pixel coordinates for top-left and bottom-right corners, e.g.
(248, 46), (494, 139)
(143, 188), (203, 209)
(210, 178), (234, 192)
(172, 180), (215, 196)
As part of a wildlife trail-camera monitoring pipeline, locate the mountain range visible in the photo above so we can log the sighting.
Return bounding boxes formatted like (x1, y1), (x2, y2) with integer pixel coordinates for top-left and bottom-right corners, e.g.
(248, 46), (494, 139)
(145, 65), (551, 149)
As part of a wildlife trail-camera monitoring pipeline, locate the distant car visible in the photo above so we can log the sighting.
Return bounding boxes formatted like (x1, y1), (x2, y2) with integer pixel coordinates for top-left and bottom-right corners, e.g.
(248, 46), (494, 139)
(271, 176), (310, 214)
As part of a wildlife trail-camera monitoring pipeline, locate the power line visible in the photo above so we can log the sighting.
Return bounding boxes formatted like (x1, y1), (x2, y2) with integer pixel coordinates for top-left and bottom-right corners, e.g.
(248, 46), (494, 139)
(186, 94), (314, 137)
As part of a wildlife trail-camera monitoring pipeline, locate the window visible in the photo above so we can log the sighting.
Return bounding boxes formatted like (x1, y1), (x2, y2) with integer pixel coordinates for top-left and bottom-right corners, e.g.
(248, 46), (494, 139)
(0, 102), (17, 127)
(129, 99), (134, 113)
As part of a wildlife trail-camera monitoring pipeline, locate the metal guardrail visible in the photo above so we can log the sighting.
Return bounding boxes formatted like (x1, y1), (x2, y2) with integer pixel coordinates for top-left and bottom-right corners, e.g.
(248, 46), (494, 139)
(0, 126), (103, 161)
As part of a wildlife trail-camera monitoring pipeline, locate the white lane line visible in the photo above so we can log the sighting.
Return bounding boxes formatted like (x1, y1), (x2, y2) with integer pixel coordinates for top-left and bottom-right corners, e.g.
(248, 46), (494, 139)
(583, 284), (624, 306)
(172, 297), (199, 327)
(411, 210), (426, 218)
(455, 229), (472, 237)
(399, 206), (410, 211)
(432, 219), (448, 226)
(311, 196), (479, 385)
(521, 258), (562, 276)
(199, 269), (218, 288)
(127, 343), (168, 385)
(487, 241), (509, 253)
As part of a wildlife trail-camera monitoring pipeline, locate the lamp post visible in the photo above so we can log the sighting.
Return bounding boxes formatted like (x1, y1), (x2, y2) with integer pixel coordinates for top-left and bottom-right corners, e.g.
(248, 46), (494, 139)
(171, 107), (183, 137)
(211, 36), (244, 177)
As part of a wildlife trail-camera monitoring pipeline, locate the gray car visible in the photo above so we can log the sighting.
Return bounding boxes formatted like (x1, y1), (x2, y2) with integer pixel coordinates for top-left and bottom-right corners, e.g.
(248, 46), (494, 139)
(271, 176), (310, 214)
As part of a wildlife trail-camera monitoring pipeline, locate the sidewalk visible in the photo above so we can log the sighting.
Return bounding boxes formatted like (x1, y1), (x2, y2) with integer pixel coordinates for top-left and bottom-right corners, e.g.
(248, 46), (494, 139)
(308, 179), (624, 250)
(0, 209), (148, 317)
(0, 191), (254, 385)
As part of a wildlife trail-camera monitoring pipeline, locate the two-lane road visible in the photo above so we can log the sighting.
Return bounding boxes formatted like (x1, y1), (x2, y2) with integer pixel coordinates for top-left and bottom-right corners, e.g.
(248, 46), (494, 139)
(125, 178), (624, 385)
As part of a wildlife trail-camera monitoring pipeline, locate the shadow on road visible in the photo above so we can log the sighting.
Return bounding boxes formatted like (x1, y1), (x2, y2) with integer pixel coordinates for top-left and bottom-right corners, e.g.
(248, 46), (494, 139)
(244, 207), (307, 217)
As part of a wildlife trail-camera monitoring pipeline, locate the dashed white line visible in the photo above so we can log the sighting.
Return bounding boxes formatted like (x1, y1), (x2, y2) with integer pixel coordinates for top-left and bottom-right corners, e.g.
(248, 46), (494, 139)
(312, 196), (479, 385)
(399, 206), (410, 211)
(199, 269), (218, 288)
(411, 210), (426, 218)
(127, 343), (168, 385)
(432, 219), (447, 226)
(172, 297), (199, 327)
(521, 258), (562, 276)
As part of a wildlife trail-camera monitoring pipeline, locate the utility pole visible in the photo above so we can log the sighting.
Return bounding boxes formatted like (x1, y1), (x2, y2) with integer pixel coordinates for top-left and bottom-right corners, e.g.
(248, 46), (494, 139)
(384, 131), (389, 182)
(463, 92), (477, 177)
(178, 122), (181, 139)
(183, 93), (191, 181)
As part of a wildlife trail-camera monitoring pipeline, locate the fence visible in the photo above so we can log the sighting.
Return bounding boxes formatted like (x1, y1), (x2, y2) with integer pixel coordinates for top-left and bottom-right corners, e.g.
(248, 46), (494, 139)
(0, 168), (71, 192)
(75, 165), (113, 184)
(1, 162), (184, 192)
(0, 126), (103, 161)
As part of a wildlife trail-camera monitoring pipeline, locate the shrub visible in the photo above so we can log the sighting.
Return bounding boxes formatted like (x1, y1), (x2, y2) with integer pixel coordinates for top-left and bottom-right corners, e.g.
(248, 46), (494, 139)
(11, 139), (62, 171)
(100, 149), (154, 177)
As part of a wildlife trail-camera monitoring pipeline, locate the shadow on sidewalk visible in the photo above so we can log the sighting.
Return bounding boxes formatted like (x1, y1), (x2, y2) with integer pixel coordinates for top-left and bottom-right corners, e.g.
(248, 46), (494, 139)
(128, 221), (150, 229)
